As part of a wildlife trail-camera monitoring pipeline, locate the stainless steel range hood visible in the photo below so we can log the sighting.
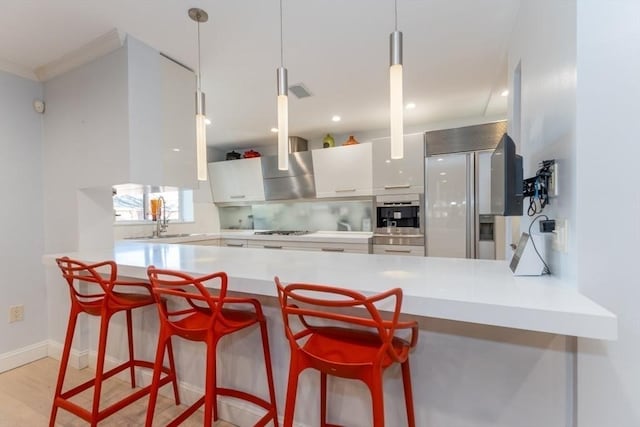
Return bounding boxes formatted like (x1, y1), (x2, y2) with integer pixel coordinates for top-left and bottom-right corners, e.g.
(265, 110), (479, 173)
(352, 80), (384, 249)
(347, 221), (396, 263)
(261, 149), (316, 200)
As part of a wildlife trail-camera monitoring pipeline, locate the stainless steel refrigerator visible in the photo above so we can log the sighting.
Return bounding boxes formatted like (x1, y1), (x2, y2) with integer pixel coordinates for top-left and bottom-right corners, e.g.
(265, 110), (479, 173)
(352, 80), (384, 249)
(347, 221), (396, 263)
(424, 122), (507, 259)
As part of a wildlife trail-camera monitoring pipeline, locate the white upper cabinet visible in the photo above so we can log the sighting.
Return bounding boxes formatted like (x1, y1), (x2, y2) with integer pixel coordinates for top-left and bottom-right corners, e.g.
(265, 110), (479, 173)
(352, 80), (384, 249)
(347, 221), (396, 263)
(372, 133), (425, 195)
(312, 143), (373, 198)
(159, 55), (197, 188)
(208, 158), (265, 203)
(44, 35), (197, 189)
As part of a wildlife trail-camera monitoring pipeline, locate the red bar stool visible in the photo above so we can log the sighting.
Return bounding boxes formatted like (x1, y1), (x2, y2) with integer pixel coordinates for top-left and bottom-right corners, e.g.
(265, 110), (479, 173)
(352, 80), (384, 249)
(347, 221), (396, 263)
(50, 257), (180, 426)
(145, 266), (279, 427)
(275, 277), (418, 427)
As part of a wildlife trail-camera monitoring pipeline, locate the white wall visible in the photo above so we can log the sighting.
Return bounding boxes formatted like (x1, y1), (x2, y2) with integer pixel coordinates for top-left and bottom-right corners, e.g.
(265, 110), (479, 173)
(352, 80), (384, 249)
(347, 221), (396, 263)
(507, 0), (577, 285)
(0, 71), (47, 361)
(575, 1), (640, 426)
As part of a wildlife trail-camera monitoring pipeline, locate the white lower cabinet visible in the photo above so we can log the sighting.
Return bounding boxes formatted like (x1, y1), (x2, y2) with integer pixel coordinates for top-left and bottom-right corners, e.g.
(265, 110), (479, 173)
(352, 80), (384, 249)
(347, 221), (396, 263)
(373, 244), (424, 256)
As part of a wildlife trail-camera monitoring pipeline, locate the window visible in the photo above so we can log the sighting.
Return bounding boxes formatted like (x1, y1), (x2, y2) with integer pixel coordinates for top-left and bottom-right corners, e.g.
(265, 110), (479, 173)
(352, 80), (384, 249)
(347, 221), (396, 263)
(113, 184), (194, 223)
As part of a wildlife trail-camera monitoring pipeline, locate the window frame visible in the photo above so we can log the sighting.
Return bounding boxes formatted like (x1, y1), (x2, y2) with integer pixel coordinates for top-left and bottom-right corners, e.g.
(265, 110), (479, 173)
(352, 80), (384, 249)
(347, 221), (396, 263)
(113, 184), (194, 225)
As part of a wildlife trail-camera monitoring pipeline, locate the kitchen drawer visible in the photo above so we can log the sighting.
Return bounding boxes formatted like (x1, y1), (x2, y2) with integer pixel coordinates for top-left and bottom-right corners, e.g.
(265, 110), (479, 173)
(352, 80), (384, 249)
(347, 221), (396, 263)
(248, 240), (292, 250)
(184, 239), (220, 246)
(220, 238), (248, 248)
(248, 239), (371, 254)
(300, 240), (371, 254)
(373, 244), (424, 256)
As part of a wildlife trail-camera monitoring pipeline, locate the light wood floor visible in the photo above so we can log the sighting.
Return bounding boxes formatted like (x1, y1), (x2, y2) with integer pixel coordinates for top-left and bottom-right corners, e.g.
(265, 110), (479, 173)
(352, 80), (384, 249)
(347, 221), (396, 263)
(0, 357), (236, 426)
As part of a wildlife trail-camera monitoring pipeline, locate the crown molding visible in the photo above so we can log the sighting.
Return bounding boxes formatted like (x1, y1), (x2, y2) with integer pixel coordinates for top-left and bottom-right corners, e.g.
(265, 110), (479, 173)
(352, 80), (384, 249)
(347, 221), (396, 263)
(34, 28), (124, 82)
(0, 59), (38, 81)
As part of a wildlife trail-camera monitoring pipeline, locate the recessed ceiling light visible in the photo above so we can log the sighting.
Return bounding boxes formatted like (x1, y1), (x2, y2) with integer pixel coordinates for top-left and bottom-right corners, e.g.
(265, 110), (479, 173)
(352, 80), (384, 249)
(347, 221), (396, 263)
(385, 159), (391, 164)
(501, 90), (509, 97)
(439, 172), (447, 176)
(331, 115), (341, 122)
(205, 117), (212, 125)
(270, 127), (279, 133)
(405, 102), (416, 109)
(437, 158), (444, 162)
(172, 148), (181, 152)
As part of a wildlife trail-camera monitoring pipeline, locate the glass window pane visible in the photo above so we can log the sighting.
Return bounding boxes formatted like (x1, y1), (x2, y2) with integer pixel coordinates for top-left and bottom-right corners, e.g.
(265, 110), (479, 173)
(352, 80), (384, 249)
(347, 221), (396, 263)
(113, 185), (192, 223)
(113, 188), (144, 221)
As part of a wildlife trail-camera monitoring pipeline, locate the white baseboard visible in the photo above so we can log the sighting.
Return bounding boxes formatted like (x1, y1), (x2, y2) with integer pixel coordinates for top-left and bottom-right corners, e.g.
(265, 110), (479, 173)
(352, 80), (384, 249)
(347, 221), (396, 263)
(0, 340), (49, 373)
(46, 340), (89, 369)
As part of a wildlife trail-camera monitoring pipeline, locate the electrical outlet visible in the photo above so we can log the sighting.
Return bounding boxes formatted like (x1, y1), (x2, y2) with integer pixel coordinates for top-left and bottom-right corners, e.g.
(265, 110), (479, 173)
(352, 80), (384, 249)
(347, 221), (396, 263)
(552, 219), (568, 253)
(548, 163), (559, 197)
(8, 305), (24, 323)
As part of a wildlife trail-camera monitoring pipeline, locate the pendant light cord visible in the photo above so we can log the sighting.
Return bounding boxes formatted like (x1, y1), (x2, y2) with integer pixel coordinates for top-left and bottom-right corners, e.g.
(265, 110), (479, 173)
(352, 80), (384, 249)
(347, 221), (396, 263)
(197, 16), (202, 92)
(279, 0), (284, 67)
(394, 0), (398, 31)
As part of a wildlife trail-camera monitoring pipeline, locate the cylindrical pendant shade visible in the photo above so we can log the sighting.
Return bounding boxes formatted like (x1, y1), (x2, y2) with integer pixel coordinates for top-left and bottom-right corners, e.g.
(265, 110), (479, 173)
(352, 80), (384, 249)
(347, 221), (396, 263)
(277, 67), (289, 170)
(277, 94), (289, 170)
(390, 63), (404, 159)
(196, 113), (207, 181)
(196, 91), (207, 181)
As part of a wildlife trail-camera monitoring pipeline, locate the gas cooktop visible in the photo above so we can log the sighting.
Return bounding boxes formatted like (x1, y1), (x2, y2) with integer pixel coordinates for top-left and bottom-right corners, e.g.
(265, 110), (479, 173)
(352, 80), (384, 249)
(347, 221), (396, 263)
(254, 230), (310, 236)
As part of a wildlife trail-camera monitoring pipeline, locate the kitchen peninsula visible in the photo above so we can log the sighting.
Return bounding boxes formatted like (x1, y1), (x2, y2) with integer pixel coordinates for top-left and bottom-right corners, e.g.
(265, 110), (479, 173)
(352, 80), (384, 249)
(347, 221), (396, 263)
(44, 241), (616, 339)
(43, 241), (616, 426)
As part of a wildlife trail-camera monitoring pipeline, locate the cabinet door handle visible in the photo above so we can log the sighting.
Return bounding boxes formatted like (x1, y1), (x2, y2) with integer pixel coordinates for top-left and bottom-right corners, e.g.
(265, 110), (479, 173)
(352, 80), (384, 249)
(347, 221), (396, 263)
(321, 248), (345, 252)
(264, 245), (283, 249)
(335, 188), (356, 193)
(226, 243), (244, 247)
(384, 184), (411, 189)
(230, 195), (246, 199)
(384, 249), (412, 253)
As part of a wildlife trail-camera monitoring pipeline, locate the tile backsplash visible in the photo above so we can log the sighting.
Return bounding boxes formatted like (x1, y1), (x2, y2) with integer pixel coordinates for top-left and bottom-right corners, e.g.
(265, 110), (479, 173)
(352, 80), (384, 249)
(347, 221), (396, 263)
(219, 200), (373, 231)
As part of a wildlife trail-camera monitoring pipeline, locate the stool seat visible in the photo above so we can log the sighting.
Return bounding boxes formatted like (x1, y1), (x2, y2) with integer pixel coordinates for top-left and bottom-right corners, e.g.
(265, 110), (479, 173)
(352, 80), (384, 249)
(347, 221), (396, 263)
(303, 326), (412, 369)
(50, 257), (180, 427)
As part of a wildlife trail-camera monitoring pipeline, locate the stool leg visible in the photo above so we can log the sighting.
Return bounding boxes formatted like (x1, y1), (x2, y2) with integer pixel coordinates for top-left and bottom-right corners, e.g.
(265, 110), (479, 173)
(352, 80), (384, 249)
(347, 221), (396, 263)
(369, 369), (385, 427)
(49, 308), (79, 427)
(259, 319), (279, 426)
(126, 309), (136, 388)
(165, 335), (180, 405)
(320, 372), (328, 427)
(91, 311), (113, 426)
(283, 357), (301, 427)
(401, 360), (416, 427)
(145, 334), (167, 427)
(204, 336), (217, 427)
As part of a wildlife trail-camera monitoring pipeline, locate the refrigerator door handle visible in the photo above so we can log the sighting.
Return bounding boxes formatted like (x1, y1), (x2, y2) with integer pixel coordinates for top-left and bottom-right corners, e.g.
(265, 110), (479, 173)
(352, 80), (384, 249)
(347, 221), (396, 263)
(466, 153), (475, 259)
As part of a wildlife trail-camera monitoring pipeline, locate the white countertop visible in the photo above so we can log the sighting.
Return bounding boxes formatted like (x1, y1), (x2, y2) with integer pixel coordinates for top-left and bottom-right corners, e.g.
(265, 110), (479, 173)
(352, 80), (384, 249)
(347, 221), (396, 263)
(125, 230), (373, 244)
(44, 241), (616, 340)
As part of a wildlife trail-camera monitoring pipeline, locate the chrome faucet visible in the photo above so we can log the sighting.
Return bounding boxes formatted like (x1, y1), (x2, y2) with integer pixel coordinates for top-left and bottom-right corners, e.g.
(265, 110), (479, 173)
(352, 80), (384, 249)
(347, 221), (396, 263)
(155, 196), (169, 237)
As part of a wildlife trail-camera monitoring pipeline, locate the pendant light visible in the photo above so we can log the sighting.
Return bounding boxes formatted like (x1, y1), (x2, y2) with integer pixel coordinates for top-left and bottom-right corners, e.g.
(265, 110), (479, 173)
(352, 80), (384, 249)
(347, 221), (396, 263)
(189, 8), (209, 181)
(389, 0), (404, 159)
(277, 0), (289, 170)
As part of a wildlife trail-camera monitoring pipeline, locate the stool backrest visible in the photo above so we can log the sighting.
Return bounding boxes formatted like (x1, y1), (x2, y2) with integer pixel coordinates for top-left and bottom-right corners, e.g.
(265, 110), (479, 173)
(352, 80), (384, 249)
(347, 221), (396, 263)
(275, 276), (406, 362)
(56, 257), (116, 304)
(147, 266), (228, 334)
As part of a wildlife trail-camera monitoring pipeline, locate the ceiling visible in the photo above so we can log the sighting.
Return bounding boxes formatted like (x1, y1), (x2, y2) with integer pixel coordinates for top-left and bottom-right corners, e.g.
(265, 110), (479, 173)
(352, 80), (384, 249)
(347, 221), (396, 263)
(0, 0), (521, 150)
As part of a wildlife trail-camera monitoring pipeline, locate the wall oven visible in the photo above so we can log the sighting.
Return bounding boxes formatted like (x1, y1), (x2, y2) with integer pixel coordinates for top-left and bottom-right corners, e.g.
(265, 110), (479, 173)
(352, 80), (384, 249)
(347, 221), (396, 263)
(373, 194), (425, 256)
